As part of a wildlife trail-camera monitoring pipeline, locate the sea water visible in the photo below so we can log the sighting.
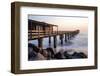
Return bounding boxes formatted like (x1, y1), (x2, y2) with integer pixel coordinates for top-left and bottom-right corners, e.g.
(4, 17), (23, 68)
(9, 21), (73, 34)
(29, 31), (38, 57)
(28, 32), (88, 55)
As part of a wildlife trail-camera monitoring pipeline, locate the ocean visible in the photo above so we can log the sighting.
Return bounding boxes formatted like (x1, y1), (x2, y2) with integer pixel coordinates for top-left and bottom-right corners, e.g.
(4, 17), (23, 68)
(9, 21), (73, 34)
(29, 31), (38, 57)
(28, 32), (88, 56)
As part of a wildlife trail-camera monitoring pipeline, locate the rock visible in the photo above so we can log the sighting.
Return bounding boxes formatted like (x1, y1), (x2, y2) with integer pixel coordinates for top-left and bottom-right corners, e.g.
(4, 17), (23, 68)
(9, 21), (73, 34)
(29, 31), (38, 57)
(40, 49), (48, 58)
(36, 53), (47, 60)
(72, 52), (87, 58)
(28, 43), (38, 61)
(64, 51), (87, 59)
(46, 48), (55, 55)
(78, 52), (87, 58)
(28, 43), (40, 53)
(28, 43), (46, 61)
(46, 47), (55, 59)
(64, 51), (72, 59)
(28, 49), (37, 60)
(72, 52), (81, 58)
(54, 52), (65, 59)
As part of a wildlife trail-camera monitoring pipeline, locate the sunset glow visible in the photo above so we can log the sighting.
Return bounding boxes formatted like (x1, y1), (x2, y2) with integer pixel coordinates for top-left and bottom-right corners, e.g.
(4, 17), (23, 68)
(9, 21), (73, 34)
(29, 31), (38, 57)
(28, 15), (88, 33)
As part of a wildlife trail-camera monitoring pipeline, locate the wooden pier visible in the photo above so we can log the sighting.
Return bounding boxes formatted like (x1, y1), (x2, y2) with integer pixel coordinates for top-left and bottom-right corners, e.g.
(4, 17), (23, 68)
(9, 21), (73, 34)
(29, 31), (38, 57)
(28, 19), (80, 49)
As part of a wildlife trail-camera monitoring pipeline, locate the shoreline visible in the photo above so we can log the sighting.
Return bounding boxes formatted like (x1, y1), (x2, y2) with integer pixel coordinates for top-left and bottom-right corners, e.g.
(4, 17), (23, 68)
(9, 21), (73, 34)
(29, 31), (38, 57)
(28, 43), (87, 61)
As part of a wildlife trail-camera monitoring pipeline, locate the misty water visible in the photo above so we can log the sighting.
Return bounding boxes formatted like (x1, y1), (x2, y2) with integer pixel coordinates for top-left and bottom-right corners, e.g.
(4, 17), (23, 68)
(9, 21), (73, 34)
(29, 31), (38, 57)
(28, 32), (88, 56)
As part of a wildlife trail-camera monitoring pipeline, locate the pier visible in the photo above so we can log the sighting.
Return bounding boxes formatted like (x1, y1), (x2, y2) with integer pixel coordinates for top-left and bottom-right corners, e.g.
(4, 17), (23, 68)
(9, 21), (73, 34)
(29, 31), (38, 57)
(28, 19), (80, 49)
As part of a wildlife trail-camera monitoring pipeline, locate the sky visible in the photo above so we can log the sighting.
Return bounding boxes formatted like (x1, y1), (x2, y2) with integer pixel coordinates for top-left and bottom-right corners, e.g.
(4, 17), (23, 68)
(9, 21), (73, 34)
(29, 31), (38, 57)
(28, 15), (88, 33)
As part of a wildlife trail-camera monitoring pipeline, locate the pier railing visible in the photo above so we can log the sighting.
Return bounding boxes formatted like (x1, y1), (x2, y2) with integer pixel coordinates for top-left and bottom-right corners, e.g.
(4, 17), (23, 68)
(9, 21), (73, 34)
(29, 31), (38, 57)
(28, 30), (79, 40)
(28, 30), (80, 49)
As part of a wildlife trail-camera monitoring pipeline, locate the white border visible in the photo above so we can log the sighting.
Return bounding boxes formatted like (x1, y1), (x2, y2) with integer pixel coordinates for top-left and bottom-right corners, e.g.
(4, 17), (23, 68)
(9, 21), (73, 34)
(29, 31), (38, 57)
(20, 6), (95, 70)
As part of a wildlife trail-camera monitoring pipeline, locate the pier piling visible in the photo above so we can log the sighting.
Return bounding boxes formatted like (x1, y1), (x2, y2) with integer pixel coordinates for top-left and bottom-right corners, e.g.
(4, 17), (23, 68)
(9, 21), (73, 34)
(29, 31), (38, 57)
(68, 33), (70, 40)
(38, 38), (43, 49)
(65, 33), (67, 42)
(49, 36), (51, 46)
(53, 36), (57, 48)
(60, 34), (63, 45)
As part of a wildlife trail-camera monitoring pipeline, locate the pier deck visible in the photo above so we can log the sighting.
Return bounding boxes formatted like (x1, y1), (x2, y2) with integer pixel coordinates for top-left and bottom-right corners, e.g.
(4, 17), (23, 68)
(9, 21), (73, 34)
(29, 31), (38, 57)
(28, 30), (79, 40)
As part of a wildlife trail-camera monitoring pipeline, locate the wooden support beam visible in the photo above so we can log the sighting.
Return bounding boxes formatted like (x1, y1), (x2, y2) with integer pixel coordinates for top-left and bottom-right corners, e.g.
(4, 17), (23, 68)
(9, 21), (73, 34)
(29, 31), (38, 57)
(49, 36), (51, 46)
(71, 32), (74, 37)
(38, 26), (40, 38)
(57, 26), (58, 34)
(53, 36), (57, 48)
(60, 34), (63, 45)
(30, 20), (33, 39)
(65, 33), (67, 42)
(70, 32), (72, 39)
(68, 32), (71, 40)
(38, 38), (43, 49)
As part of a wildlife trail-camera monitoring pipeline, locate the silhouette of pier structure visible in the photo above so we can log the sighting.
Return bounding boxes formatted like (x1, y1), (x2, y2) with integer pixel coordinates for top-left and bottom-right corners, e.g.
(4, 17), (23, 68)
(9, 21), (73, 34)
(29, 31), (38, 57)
(28, 19), (80, 49)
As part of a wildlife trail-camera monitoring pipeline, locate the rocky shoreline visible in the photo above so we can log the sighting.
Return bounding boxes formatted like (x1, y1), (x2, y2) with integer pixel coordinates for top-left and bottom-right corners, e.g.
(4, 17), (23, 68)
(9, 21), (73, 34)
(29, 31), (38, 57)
(28, 43), (87, 61)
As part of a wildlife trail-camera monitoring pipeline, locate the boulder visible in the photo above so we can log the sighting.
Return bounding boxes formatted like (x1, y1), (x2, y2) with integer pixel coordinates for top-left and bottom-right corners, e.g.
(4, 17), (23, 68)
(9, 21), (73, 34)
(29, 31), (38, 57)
(72, 52), (87, 58)
(46, 47), (55, 59)
(28, 43), (40, 53)
(54, 52), (65, 59)
(78, 52), (87, 58)
(28, 43), (40, 61)
(64, 51), (72, 59)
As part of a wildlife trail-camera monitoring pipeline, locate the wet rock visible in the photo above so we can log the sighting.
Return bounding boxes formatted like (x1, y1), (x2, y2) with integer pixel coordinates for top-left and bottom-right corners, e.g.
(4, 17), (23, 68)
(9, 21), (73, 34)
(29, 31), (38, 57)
(78, 52), (87, 58)
(46, 48), (55, 55)
(28, 43), (46, 61)
(72, 52), (87, 59)
(28, 43), (38, 60)
(64, 51), (87, 59)
(54, 52), (62, 59)
(36, 53), (47, 60)
(28, 43), (40, 53)
(54, 52), (65, 59)
(46, 47), (55, 59)
(64, 51), (72, 59)
(28, 43), (87, 60)
(40, 49), (48, 58)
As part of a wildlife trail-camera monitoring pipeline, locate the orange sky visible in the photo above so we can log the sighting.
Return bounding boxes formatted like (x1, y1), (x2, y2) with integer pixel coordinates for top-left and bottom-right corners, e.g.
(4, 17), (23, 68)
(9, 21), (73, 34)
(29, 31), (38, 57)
(28, 15), (88, 33)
